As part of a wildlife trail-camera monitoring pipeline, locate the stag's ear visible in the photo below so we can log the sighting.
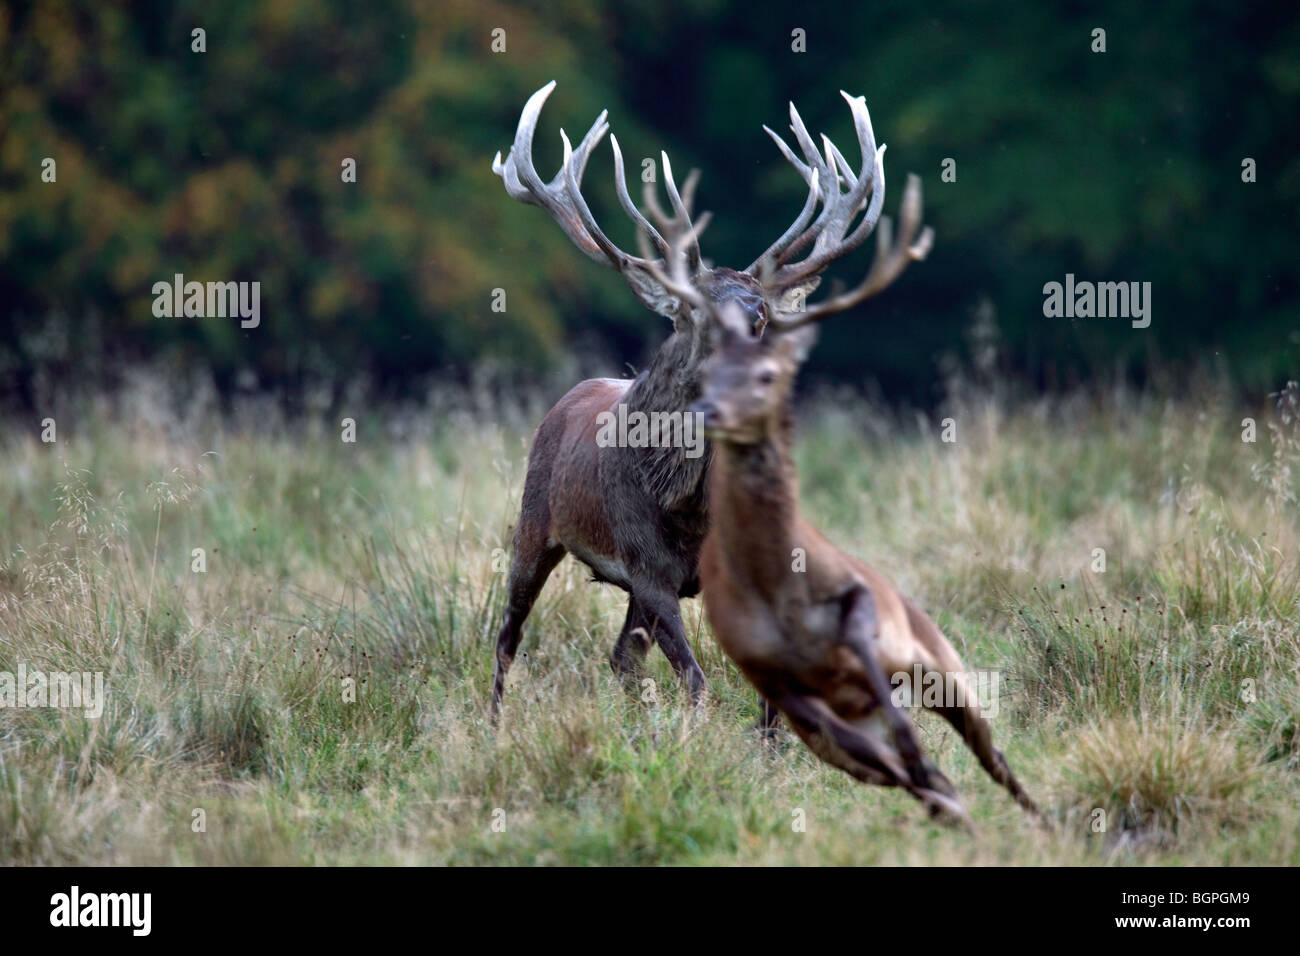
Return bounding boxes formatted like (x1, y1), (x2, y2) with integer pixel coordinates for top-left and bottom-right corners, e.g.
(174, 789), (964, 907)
(771, 322), (818, 366)
(625, 264), (685, 320)
(775, 277), (822, 316)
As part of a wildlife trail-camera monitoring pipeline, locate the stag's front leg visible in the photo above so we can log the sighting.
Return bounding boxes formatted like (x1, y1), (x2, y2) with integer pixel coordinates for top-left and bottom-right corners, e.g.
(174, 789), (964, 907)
(609, 597), (654, 695)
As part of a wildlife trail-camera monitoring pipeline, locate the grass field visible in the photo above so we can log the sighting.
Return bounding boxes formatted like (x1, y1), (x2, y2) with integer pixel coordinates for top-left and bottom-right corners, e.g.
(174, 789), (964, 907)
(1, 373), (1297, 865)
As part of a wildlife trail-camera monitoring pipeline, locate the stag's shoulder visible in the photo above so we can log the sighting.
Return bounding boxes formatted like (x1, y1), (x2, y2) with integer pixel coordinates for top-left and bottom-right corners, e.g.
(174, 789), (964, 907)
(549, 376), (631, 413)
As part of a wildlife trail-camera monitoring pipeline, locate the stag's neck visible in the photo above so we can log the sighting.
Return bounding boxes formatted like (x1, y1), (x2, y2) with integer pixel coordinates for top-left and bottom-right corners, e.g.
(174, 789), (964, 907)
(619, 330), (710, 512)
(709, 418), (805, 599)
(624, 330), (701, 413)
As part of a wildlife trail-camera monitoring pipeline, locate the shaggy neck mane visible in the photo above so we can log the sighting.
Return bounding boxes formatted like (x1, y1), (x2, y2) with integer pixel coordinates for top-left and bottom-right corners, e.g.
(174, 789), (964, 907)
(622, 329), (710, 512)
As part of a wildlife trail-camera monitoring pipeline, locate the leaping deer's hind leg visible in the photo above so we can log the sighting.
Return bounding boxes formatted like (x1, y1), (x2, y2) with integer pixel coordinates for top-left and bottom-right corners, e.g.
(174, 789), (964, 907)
(933, 699), (1043, 821)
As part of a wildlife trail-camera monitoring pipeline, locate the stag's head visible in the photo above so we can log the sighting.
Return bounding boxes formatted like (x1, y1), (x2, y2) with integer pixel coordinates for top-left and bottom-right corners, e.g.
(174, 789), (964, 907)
(492, 81), (933, 372)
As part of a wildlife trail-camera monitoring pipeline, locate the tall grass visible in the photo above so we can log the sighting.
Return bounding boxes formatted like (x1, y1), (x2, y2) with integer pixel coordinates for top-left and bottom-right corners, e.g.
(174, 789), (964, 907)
(0, 374), (1296, 864)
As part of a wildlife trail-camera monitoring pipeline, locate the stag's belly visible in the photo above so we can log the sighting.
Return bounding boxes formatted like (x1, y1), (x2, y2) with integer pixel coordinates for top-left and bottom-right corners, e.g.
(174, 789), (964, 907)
(566, 546), (633, 591)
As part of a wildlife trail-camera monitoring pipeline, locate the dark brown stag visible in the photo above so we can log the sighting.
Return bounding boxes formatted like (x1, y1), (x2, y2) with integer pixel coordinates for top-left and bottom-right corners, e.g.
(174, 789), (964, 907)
(640, 176), (1043, 826)
(489, 81), (913, 721)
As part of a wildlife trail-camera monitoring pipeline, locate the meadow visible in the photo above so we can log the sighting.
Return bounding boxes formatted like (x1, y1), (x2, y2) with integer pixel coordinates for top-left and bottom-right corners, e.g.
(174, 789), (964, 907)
(1, 370), (1297, 865)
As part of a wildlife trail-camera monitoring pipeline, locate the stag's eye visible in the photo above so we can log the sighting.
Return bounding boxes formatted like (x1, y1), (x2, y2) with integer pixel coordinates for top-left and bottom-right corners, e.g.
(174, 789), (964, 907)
(756, 369), (776, 386)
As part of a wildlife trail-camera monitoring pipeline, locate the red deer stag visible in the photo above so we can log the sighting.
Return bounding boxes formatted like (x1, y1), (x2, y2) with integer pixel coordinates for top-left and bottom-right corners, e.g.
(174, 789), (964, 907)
(490, 81), (908, 723)
(642, 179), (1043, 826)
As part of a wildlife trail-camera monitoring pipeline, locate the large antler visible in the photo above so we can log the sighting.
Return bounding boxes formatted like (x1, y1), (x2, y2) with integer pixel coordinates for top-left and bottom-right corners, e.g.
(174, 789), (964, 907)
(636, 206), (712, 314)
(492, 81), (705, 317)
(766, 173), (933, 331)
(749, 92), (933, 329)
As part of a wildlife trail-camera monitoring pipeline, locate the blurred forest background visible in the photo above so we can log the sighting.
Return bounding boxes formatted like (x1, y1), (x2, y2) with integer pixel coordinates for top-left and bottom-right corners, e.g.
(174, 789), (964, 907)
(2, 0), (1297, 410)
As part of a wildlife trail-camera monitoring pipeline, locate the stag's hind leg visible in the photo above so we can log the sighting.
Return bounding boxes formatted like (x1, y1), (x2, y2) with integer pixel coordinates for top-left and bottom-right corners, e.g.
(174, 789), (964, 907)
(933, 699), (1042, 819)
(633, 589), (706, 704)
(490, 525), (565, 721)
(753, 697), (782, 738)
(608, 593), (704, 704)
(609, 597), (655, 693)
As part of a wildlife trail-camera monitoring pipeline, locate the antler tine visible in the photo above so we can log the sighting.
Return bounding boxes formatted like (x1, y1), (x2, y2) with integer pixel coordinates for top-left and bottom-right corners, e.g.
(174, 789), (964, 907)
(746, 167), (822, 274)
(661, 152), (702, 271)
(492, 81), (555, 196)
(778, 102), (849, 251)
(762, 124), (814, 183)
(745, 119), (823, 272)
(637, 210), (713, 317)
(787, 102), (824, 177)
(611, 133), (669, 260)
(747, 91), (892, 289)
(570, 110), (611, 187)
(824, 136), (858, 190)
(639, 153), (704, 272)
(492, 80), (664, 272)
(767, 172), (933, 332)
(782, 103), (844, 262)
(778, 93), (881, 278)
(747, 93), (878, 276)
(680, 168), (701, 220)
(562, 130), (640, 268)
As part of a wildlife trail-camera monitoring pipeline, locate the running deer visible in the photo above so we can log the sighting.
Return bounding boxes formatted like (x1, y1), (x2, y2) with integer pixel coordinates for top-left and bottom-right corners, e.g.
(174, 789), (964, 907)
(490, 81), (914, 723)
(642, 184), (1043, 826)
